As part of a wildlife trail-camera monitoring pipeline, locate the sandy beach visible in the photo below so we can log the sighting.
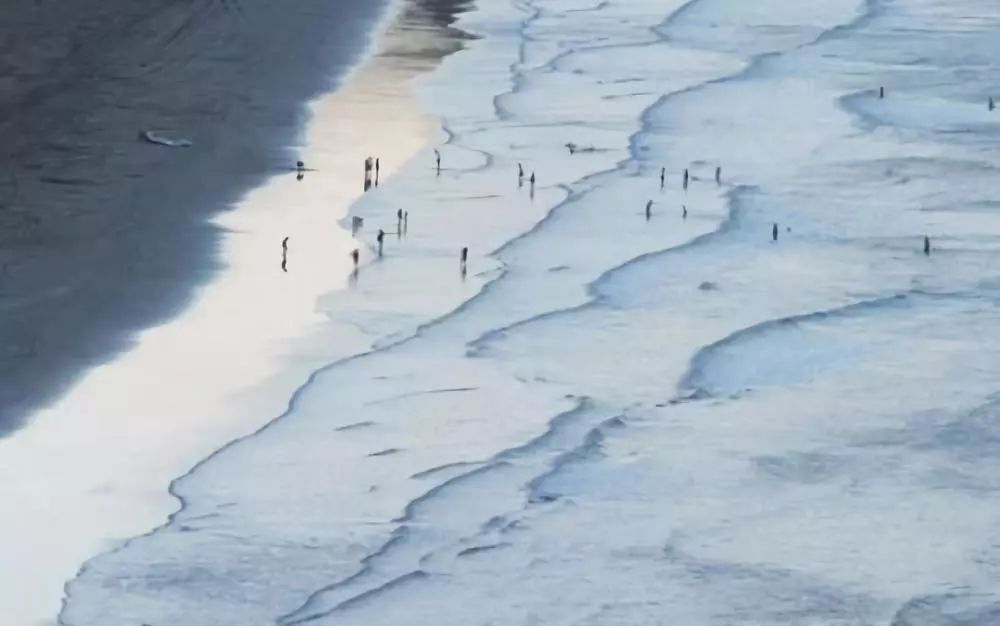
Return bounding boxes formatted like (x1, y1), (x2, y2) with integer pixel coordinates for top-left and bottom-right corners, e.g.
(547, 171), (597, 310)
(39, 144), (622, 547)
(0, 0), (473, 622)
(0, 0), (391, 430)
(9, 0), (1000, 624)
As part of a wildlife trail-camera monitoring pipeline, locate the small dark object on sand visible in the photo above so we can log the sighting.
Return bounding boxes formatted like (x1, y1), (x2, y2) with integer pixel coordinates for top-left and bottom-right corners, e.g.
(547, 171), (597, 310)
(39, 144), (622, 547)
(715, 166), (721, 184)
(990, 97), (995, 111)
(351, 249), (359, 266)
(772, 223), (778, 241)
(879, 86), (885, 99)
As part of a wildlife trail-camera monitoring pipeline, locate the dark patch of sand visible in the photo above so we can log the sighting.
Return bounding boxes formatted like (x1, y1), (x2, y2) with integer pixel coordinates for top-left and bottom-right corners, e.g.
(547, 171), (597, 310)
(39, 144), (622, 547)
(0, 0), (471, 433)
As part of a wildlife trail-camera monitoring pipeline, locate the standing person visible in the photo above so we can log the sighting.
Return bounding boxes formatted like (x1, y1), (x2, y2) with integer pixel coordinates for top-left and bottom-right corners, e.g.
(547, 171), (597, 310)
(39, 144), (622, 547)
(772, 223), (778, 242)
(403, 211), (409, 235)
(460, 246), (468, 278)
(529, 171), (536, 198)
(990, 97), (995, 111)
(660, 167), (665, 189)
(434, 149), (441, 174)
(645, 200), (653, 220)
(879, 86), (885, 99)
(377, 229), (385, 257)
(715, 166), (721, 185)
(351, 248), (360, 267)
(924, 236), (931, 255)
(518, 163), (524, 185)
(683, 168), (689, 190)
(682, 205), (688, 219)
(281, 236), (289, 272)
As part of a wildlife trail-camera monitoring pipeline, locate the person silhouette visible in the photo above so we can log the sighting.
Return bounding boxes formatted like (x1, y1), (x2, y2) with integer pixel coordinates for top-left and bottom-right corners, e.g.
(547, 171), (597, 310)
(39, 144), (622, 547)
(645, 200), (652, 220)
(924, 236), (931, 255)
(772, 223), (778, 242)
(660, 167), (665, 189)
(682, 205), (688, 219)
(434, 149), (441, 174)
(715, 166), (721, 185)
(683, 168), (689, 190)
(377, 229), (385, 257)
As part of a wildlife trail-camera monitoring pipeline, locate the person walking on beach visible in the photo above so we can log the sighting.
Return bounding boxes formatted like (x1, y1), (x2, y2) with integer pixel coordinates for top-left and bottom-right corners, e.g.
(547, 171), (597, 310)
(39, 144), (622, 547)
(281, 236), (289, 272)
(683, 168), (689, 190)
(377, 229), (385, 257)
(715, 166), (721, 185)
(351, 248), (360, 267)
(529, 171), (536, 198)
(879, 86), (885, 99)
(434, 149), (441, 175)
(296, 160), (305, 181)
(924, 236), (931, 255)
(375, 158), (381, 186)
(518, 163), (524, 186)
(645, 200), (653, 220)
(397, 208), (404, 238)
(772, 223), (779, 242)
(660, 167), (665, 189)
(682, 205), (688, 219)
(990, 97), (995, 112)
(364, 157), (374, 191)
(403, 211), (409, 235)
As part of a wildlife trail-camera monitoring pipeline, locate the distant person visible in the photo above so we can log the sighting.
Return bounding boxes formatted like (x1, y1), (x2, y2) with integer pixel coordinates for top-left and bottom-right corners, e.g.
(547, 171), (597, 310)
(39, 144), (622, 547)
(397, 208), (403, 224)
(403, 211), (409, 235)
(351, 248), (360, 267)
(879, 86), (885, 99)
(990, 97), (995, 112)
(434, 149), (441, 174)
(281, 237), (289, 272)
(924, 236), (931, 255)
(518, 162), (524, 186)
(683, 168), (689, 190)
(282, 236), (289, 252)
(377, 229), (385, 257)
(682, 205), (688, 219)
(296, 160), (304, 172)
(529, 172), (536, 196)
(352, 216), (364, 236)
(461, 246), (468, 265)
(660, 167), (665, 189)
(645, 200), (652, 220)
(715, 166), (721, 185)
(772, 223), (778, 242)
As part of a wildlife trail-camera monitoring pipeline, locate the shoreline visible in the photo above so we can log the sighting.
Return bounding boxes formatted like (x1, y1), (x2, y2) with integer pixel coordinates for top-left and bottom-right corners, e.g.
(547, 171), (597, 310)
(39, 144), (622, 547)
(0, 0), (475, 623)
(0, 0), (390, 432)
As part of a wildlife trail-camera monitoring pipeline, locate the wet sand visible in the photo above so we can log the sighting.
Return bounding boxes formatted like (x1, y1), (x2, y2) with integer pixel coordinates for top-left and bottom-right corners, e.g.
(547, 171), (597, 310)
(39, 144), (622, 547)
(0, 0), (476, 622)
(0, 0), (390, 432)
